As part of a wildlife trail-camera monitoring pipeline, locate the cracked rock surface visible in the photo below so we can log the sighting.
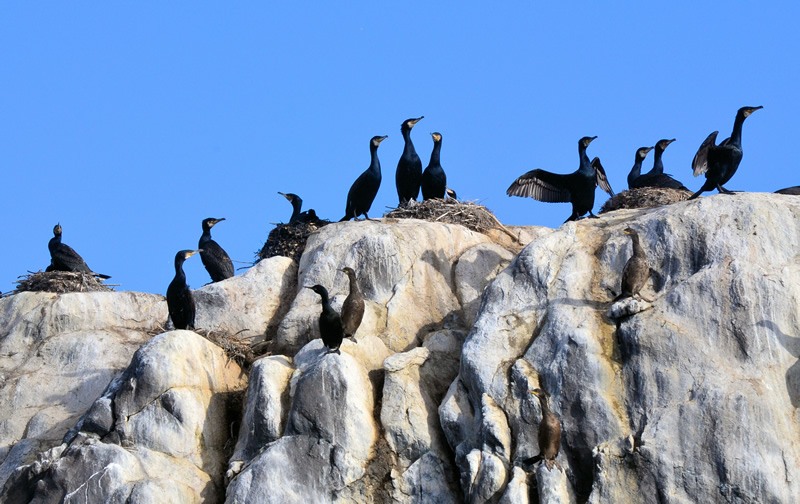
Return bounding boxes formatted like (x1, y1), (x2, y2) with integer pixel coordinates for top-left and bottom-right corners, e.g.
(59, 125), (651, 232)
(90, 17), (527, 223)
(3, 196), (800, 503)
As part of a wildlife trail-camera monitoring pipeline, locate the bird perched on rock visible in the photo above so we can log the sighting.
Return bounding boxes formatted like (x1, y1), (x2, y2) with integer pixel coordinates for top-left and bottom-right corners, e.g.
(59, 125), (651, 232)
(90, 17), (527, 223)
(421, 132), (446, 200)
(167, 249), (201, 330)
(507, 136), (614, 222)
(689, 106), (763, 200)
(395, 116), (424, 206)
(614, 227), (649, 302)
(632, 138), (687, 190)
(626, 146), (654, 189)
(278, 192), (323, 225)
(340, 267), (364, 343)
(47, 223), (111, 279)
(198, 218), (234, 283)
(341, 135), (388, 221)
(307, 284), (344, 354)
(524, 388), (561, 471)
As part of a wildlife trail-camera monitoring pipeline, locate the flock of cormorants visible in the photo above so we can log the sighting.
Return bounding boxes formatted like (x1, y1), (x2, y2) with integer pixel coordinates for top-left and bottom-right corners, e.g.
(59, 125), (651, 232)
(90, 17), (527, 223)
(37, 106), (776, 471)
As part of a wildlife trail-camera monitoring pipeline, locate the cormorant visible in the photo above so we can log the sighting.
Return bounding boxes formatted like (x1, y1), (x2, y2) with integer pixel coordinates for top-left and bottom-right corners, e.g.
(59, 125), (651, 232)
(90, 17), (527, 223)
(307, 284), (344, 354)
(446, 187), (458, 200)
(340, 135), (388, 221)
(626, 146), (654, 189)
(614, 227), (649, 301)
(167, 249), (201, 330)
(689, 106), (763, 200)
(47, 223), (111, 279)
(631, 139), (687, 190)
(340, 267), (364, 343)
(776, 186), (800, 195)
(395, 116), (424, 206)
(507, 136), (614, 222)
(278, 192), (322, 225)
(198, 218), (234, 283)
(524, 388), (561, 471)
(421, 132), (446, 200)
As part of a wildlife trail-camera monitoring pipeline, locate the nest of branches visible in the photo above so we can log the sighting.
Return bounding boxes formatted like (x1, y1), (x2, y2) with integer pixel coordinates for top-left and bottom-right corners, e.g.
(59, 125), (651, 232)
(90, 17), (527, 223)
(257, 222), (324, 264)
(195, 329), (257, 369)
(600, 187), (692, 213)
(14, 271), (113, 294)
(384, 198), (504, 235)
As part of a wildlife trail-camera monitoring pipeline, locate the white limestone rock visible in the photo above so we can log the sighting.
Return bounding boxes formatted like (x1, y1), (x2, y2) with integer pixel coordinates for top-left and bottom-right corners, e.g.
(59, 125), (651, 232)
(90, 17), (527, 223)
(275, 220), (493, 354)
(194, 255), (297, 339)
(442, 194), (800, 502)
(0, 290), (165, 489)
(1, 330), (247, 502)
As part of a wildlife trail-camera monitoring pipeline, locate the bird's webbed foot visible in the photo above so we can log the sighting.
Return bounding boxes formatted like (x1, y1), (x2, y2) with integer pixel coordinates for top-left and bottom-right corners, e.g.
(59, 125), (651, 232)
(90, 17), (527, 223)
(717, 185), (738, 195)
(588, 211), (599, 219)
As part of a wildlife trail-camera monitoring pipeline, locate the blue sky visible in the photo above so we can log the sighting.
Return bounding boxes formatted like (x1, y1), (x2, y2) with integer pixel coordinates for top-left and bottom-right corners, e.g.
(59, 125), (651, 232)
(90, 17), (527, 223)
(1, 3), (796, 294)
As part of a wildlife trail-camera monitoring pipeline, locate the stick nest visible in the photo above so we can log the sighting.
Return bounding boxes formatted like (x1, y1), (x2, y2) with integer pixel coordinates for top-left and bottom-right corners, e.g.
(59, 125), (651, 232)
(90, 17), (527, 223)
(196, 329), (258, 369)
(257, 222), (324, 264)
(14, 271), (113, 294)
(600, 187), (692, 213)
(384, 198), (500, 235)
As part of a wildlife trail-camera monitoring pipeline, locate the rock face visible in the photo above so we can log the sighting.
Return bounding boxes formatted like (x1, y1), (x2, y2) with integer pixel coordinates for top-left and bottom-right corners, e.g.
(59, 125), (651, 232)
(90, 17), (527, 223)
(3, 196), (800, 503)
(445, 193), (800, 502)
(0, 290), (166, 489)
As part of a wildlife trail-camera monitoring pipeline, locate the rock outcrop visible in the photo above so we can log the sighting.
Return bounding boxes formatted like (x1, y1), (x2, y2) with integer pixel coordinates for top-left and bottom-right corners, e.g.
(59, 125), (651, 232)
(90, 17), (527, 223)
(3, 195), (800, 503)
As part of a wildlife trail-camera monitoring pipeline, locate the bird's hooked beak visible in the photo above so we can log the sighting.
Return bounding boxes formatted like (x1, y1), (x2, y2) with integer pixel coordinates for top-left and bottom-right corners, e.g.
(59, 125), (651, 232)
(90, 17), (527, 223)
(743, 105), (764, 118)
(187, 249), (201, 258)
(410, 116), (424, 126)
(377, 135), (388, 144)
(278, 192), (291, 201)
(212, 218), (226, 226)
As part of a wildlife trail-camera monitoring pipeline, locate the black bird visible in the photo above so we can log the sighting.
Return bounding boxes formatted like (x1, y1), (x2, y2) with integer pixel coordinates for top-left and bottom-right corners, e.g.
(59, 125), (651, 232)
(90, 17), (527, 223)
(278, 192), (322, 225)
(631, 139), (687, 190)
(421, 132), (446, 200)
(614, 227), (649, 302)
(626, 146), (654, 189)
(445, 187), (458, 200)
(395, 116), (424, 206)
(307, 284), (344, 354)
(47, 223), (111, 279)
(524, 388), (562, 471)
(340, 267), (364, 343)
(776, 186), (800, 195)
(198, 218), (234, 283)
(340, 135), (388, 221)
(689, 106), (763, 200)
(167, 249), (201, 330)
(507, 136), (614, 222)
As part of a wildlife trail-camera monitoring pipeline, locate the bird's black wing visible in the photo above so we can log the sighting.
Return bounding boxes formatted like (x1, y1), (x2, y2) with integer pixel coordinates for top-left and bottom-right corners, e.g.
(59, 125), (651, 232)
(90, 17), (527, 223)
(200, 241), (234, 282)
(592, 157), (614, 196)
(51, 244), (92, 274)
(692, 131), (719, 177)
(506, 169), (572, 203)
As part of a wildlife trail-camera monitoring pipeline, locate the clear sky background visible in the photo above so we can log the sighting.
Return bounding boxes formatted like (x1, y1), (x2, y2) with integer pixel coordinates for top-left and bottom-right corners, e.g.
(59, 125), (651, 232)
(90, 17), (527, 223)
(1, 3), (796, 295)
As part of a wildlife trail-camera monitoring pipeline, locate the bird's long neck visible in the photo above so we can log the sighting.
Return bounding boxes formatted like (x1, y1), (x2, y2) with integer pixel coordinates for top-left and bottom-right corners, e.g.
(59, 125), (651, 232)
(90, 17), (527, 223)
(578, 145), (593, 174)
(346, 271), (360, 296)
(290, 199), (303, 222)
(729, 112), (746, 147)
(200, 227), (212, 245)
(429, 140), (441, 166)
(402, 128), (417, 157)
(630, 234), (644, 257)
(174, 258), (187, 281)
(48, 234), (62, 252)
(369, 144), (382, 174)
(652, 148), (665, 174)
(538, 396), (552, 417)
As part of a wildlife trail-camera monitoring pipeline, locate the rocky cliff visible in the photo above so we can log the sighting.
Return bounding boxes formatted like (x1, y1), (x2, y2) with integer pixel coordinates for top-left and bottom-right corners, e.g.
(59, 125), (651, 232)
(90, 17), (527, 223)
(1, 194), (799, 503)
